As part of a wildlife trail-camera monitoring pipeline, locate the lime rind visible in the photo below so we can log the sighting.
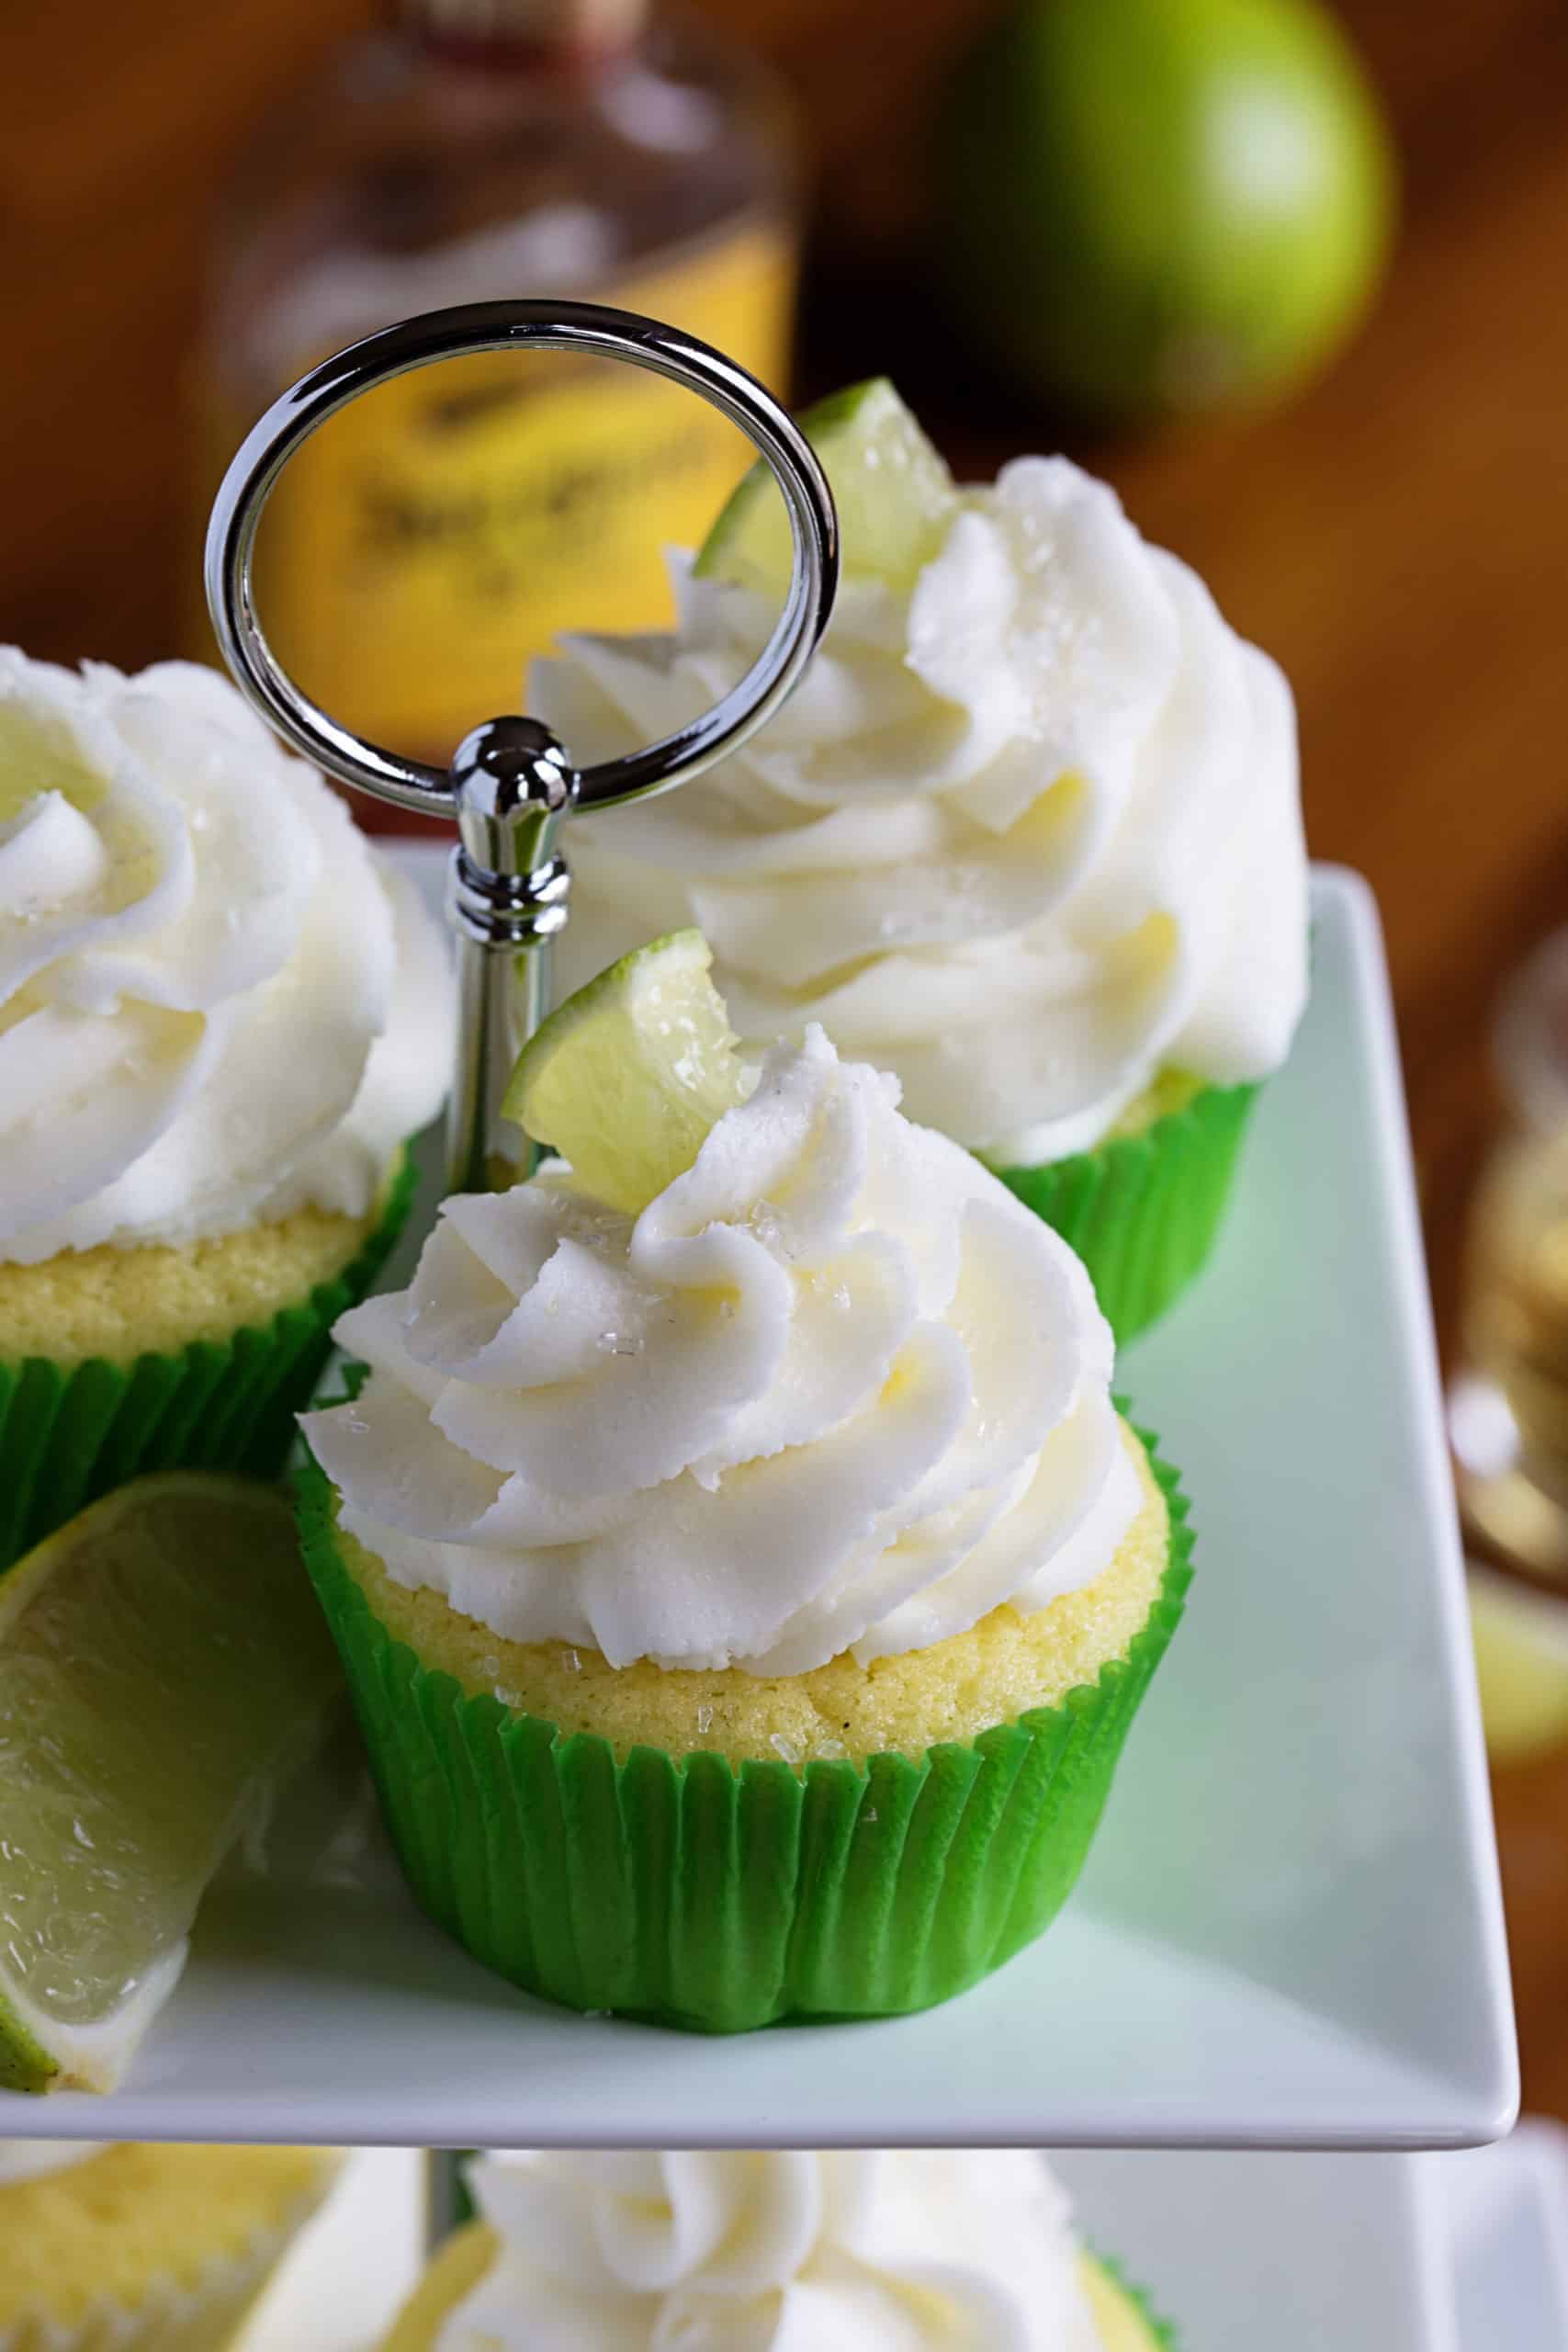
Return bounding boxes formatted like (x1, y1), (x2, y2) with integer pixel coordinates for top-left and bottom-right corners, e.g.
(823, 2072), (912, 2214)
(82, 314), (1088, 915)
(0, 1474), (339, 2096)
(0, 1943), (186, 2097)
(503, 930), (749, 1216)
(695, 378), (958, 596)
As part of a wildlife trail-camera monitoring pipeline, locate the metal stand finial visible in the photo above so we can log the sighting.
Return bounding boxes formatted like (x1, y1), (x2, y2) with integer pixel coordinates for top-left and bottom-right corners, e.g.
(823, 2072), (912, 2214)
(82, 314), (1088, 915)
(205, 299), (839, 1196)
(447, 717), (579, 1193)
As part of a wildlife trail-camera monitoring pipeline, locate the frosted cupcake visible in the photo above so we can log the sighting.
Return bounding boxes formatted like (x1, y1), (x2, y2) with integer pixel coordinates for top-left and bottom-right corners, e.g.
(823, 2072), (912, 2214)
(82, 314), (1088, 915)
(0, 651), (454, 1568)
(299, 934), (1191, 2031)
(383, 2148), (1174, 2351)
(533, 382), (1309, 1341)
(0, 2138), (339, 2349)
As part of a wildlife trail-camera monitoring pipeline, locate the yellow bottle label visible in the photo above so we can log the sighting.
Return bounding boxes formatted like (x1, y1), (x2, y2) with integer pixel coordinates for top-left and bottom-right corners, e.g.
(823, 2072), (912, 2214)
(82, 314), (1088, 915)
(228, 219), (795, 761)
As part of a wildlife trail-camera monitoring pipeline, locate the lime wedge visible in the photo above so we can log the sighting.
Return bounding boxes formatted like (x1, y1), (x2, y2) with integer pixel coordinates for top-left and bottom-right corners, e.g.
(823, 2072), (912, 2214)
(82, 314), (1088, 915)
(0, 1475), (340, 2094)
(503, 930), (747, 1216)
(1468, 1560), (1568, 1767)
(695, 378), (958, 596)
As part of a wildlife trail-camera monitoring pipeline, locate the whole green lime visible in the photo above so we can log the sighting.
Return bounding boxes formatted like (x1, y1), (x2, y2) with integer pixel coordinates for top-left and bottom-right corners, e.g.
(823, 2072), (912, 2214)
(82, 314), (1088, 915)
(931, 0), (1397, 419)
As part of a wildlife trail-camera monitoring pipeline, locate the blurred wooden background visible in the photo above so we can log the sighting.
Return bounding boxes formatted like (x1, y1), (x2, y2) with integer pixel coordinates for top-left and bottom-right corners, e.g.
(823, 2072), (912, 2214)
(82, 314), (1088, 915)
(5, 0), (1568, 2114)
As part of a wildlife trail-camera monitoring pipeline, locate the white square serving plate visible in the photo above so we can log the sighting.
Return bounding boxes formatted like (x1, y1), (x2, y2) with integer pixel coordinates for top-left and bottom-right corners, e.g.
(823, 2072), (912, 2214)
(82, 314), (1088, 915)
(1440, 2121), (1568, 2350)
(1059, 2147), (1457, 2352)
(0, 862), (1517, 2151)
(1068, 2126), (1568, 2349)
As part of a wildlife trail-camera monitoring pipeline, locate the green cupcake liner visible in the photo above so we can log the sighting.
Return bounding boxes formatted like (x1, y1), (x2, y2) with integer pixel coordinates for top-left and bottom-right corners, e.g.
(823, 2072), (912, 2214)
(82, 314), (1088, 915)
(1091, 2249), (1181, 2349)
(992, 1079), (1259, 1346)
(297, 1421), (1191, 2035)
(0, 1151), (418, 1576)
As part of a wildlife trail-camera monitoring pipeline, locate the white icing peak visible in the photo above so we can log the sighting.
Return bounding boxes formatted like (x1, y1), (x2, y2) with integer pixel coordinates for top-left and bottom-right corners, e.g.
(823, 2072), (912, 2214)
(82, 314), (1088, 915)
(0, 651), (454, 1261)
(536, 454), (1308, 1163)
(304, 1025), (1138, 1675)
(440, 2150), (1103, 2352)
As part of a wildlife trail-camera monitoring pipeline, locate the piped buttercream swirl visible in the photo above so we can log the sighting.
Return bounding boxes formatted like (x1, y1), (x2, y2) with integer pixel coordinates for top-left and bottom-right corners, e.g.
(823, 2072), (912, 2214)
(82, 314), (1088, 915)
(438, 2149), (1102, 2351)
(0, 651), (453, 1262)
(535, 453), (1308, 1163)
(304, 1025), (1138, 1675)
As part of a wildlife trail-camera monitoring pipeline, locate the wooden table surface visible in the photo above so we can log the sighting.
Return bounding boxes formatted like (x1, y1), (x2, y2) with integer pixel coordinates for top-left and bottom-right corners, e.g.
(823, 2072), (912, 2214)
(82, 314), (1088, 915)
(5, 0), (1568, 2126)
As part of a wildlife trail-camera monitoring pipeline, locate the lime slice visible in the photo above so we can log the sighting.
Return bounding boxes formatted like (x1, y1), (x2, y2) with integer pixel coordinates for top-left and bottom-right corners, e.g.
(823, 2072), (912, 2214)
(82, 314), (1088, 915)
(503, 930), (747, 1216)
(1468, 1560), (1568, 1767)
(0, 1475), (340, 2094)
(695, 378), (958, 596)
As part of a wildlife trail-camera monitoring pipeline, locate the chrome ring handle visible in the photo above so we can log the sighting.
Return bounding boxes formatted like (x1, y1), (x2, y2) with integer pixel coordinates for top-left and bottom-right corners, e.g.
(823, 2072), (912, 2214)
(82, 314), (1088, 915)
(203, 300), (839, 1195)
(205, 298), (838, 817)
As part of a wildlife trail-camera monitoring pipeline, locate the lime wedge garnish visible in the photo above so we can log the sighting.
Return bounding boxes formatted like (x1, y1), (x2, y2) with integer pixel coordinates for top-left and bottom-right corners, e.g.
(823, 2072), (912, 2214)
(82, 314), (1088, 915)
(695, 378), (958, 596)
(0, 1475), (340, 2094)
(1468, 1560), (1568, 1767)
(503, 930), (748, 1216)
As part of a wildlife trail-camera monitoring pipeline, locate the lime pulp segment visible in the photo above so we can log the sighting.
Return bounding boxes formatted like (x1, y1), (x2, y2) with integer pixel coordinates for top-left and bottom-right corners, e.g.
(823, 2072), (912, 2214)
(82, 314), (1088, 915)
(503, 930), (749, 1217)
(0, 1475), (340, 2093)
(695, 377), (958, 596)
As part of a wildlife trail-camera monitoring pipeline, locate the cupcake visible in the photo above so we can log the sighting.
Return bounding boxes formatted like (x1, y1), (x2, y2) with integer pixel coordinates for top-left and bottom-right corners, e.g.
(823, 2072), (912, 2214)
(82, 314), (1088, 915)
(299, 940), (1190, 2031)
(382, 2147), (1175, 2350)
(531, 381), (1309, 1341)
(0, 651), (454, 1569)
(0, 2137), (339, 2349)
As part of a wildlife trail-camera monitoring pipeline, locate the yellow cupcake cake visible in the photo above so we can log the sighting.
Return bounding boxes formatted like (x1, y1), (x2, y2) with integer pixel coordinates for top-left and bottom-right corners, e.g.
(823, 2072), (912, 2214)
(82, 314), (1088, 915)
(379, 2149), (1176, 2350)
(326, 1417), (1168, 1770)
(299, 938), (1191, 2031)
(0, 2140), (339, 2349)
(0, 650), (454, 1568)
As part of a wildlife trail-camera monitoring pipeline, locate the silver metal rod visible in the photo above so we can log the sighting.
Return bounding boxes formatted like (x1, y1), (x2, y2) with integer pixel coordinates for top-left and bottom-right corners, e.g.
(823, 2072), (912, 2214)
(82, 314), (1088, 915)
(204, 298), (840, 1199)
(445, 718), (577, 1193)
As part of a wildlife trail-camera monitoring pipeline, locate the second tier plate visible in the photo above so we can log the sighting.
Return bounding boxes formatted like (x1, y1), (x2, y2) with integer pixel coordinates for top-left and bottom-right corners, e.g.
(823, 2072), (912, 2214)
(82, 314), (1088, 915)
(0, 864), (1517, 2150)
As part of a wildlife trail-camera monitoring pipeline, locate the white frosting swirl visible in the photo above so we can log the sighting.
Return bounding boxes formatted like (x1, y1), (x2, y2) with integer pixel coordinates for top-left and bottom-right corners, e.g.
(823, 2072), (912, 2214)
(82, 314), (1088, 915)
(440, 2149), (1102, 2352)
(536, 454), (1308, 1163)
(0, 651), (454, 1262)
(0, 2141), (106, 2184)
(304, 1025), (1138, 1674)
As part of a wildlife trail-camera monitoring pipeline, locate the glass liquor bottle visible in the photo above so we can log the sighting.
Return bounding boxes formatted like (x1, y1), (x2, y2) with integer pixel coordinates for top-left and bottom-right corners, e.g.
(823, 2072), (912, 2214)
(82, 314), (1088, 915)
(1452, 931), (1568, 1583)
(187, 0), (797, 769)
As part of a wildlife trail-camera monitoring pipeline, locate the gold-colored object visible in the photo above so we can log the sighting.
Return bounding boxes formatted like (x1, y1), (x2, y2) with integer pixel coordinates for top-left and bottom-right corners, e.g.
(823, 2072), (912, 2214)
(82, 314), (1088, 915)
(1467, 1556), (1568, 1766)
(186, 0), (797, 761)
(1452, 931), (1568, 1579)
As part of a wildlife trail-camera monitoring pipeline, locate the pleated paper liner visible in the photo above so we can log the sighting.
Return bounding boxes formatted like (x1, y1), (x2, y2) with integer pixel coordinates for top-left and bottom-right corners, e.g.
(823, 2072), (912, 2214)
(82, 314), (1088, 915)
(993, 1079), (1259, 1346)
(13, 2235), (299, 2352)
(0, 2156), (336, 2352)
(1085, 2250), (1181, 2350)
(298, 1427), (1192, 2035)
(0, 1149), (417, 1576)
